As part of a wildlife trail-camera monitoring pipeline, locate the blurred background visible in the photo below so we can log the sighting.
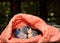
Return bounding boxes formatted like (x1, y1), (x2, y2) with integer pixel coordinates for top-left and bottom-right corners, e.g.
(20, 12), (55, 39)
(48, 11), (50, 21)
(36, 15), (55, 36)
(0, 0), (60, 34)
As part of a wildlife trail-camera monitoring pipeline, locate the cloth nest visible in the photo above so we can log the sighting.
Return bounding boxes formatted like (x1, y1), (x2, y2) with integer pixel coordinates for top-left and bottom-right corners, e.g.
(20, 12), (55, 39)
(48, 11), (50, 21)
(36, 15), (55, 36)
(0, 13), (60, 43)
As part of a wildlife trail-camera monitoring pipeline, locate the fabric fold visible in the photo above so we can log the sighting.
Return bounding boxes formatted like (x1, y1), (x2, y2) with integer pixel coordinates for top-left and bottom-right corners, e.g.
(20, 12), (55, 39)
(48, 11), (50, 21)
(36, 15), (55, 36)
(0, 13), (60, 43)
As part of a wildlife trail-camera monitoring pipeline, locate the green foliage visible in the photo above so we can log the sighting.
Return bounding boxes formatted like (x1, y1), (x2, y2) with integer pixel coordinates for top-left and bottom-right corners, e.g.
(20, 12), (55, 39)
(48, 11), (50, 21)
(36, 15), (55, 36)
(0, 1), (40, 33)
(21, 1), (39, 16)
(0, 1), (60, 33)
(0, 2), (10, 33)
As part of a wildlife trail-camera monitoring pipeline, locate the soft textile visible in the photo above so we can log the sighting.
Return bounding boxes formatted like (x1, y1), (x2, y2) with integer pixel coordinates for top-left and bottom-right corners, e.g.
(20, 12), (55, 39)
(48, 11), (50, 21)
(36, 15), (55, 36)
(0, 13), (60, 43)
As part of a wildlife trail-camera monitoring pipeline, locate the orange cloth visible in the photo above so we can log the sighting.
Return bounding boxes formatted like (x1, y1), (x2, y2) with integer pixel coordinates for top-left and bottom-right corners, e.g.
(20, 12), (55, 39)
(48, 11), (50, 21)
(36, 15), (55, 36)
(0, 36), (3, 43)
(0, 13), (60, 43)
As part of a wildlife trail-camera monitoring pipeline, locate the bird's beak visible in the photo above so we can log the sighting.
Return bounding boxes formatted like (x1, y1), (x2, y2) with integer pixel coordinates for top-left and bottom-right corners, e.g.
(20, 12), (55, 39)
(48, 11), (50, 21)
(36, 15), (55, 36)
(28, 28), (32, 34)
(27, 28), (32, 39)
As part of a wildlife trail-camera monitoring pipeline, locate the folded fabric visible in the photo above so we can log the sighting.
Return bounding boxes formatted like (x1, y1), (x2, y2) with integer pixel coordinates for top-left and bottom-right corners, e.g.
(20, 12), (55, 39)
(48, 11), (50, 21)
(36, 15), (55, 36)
(0, 36), (3, 43)
(1, 13), (60, 43)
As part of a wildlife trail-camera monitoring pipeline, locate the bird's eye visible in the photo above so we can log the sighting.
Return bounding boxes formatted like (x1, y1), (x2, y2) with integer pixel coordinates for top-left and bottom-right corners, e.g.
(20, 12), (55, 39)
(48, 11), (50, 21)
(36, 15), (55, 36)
(32, 30), (38, 36)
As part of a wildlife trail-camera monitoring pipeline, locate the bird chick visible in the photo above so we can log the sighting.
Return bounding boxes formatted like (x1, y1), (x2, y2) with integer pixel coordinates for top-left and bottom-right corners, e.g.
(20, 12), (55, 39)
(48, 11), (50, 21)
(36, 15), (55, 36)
(14, 26), (38, 39)
(16, 31), (27, 39)
(14, 26), (30, 39)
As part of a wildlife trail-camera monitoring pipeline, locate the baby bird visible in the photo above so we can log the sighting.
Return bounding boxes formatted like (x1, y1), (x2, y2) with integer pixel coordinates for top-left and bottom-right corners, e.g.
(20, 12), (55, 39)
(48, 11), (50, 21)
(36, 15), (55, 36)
(16, 31), (27, 39)
(14, 26), (30, 39)
(14, 26), (38, 39)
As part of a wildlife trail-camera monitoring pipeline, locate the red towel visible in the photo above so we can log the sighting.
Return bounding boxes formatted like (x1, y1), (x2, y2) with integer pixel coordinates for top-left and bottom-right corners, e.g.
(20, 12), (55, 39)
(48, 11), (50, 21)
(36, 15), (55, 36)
(1, 13), (60, 43)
